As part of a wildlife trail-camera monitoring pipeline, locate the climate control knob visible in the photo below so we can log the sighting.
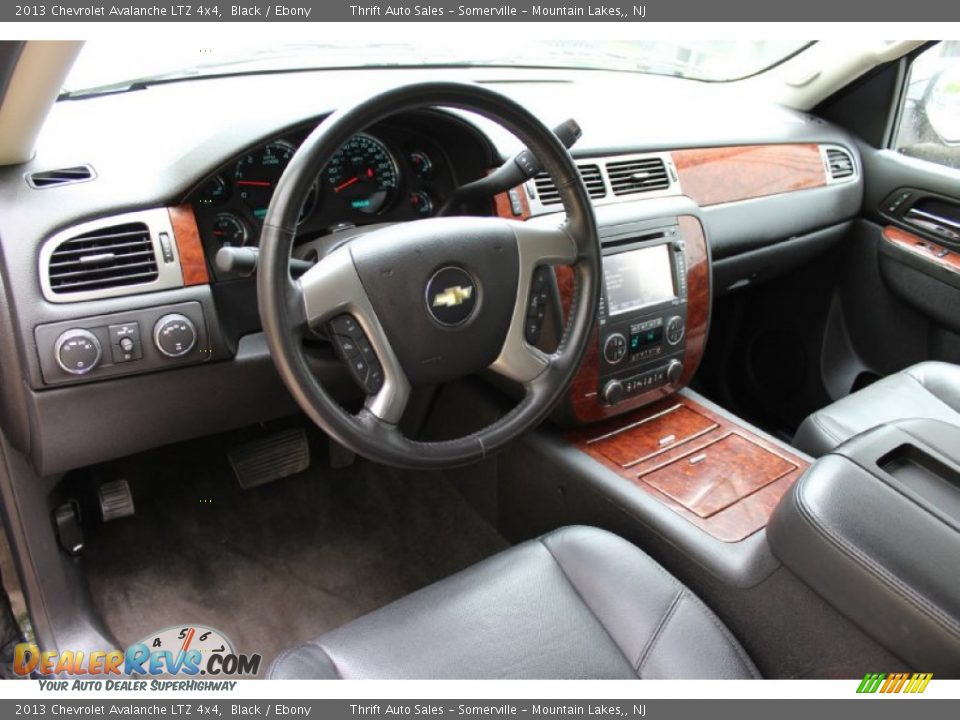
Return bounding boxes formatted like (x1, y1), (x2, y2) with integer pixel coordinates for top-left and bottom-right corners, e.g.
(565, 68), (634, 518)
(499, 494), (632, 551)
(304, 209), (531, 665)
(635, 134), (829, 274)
(666, 359), (684, 385)
(55, 329), (102, 375)
(153, 314), (197, 358)
(602, 379), (625, 405)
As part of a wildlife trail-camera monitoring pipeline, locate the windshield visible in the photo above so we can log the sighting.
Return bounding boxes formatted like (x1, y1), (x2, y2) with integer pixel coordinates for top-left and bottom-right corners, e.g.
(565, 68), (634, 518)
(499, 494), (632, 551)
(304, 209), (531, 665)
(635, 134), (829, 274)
(62, 39), (811, 95)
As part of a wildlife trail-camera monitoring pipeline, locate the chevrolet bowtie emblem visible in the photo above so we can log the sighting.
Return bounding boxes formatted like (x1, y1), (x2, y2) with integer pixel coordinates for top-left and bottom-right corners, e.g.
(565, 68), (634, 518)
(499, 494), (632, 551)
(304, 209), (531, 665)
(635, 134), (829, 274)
(432, 285), (474, 308)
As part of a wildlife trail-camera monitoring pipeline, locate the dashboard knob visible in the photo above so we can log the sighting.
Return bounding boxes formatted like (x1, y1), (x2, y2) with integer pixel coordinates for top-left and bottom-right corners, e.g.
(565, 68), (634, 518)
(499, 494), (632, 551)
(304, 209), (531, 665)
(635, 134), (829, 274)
(603, 333), (627, 365)
(666, 316), (685, 345)
(153, 314), (197, 358)
(667, 359), (684, 385)
(55, 329), (102, 375)
(602, 379), (625, 405)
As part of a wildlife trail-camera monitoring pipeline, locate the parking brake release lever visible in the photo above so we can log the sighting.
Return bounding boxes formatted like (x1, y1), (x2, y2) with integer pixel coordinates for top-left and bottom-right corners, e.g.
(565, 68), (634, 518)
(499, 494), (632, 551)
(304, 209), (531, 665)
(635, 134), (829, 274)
(438, 118), (582, 216)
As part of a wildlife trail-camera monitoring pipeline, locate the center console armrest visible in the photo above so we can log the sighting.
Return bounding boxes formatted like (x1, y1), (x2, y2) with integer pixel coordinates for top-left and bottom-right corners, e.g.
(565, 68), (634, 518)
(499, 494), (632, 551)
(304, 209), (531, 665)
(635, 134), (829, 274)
(768, 418), (960, 674)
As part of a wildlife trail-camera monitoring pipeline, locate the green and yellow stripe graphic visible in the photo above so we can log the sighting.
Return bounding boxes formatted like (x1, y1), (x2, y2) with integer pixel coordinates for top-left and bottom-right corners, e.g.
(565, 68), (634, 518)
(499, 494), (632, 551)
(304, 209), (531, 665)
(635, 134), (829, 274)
(857, 672), (933, 694)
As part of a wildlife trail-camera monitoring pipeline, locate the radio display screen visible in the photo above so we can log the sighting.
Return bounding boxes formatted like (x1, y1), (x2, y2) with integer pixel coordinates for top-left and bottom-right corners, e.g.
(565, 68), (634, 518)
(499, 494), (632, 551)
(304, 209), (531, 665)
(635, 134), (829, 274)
(603, 244), (677, 316)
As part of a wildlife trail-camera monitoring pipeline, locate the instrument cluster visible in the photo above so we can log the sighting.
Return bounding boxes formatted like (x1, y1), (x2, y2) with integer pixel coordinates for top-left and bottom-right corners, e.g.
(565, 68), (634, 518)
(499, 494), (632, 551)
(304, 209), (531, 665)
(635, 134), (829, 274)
(190, 121), (458, 276)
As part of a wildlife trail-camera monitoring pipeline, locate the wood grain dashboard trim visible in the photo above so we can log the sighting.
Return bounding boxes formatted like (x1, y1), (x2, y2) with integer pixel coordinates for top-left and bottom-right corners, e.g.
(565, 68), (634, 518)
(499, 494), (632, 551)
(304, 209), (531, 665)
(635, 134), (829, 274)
(883, 225), (960, 275)
(168, 205), (210, 287)
(672, 144), (827, 207)
(568, 394), (809, 542)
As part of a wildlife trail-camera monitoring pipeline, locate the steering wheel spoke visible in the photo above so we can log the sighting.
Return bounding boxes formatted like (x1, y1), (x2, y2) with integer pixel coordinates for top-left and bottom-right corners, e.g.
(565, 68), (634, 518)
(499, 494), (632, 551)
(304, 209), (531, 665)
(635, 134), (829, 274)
(298, 246), (411, 424)
(489, 220), (578, 384)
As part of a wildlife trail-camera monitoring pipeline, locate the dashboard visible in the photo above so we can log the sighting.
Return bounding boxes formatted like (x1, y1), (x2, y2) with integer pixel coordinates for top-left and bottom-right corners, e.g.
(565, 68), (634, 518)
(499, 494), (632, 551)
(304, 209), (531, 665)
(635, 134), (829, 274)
(0, 66), (865, 476)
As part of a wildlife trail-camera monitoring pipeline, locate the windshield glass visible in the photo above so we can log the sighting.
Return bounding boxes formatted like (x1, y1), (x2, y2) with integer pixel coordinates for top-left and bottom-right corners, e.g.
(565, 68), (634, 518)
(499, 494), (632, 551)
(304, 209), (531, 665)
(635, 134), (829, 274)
(63, 39), (811, 95)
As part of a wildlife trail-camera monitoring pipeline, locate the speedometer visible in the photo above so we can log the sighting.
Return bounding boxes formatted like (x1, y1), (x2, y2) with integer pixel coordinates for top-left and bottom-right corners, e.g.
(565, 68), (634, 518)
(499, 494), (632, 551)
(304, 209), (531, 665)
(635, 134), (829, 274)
(325, 134), (399, 215)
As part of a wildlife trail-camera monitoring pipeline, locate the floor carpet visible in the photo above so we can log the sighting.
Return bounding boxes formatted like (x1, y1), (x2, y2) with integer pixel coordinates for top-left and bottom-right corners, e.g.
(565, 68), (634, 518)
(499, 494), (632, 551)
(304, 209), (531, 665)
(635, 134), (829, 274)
(81, 427), (508, 676)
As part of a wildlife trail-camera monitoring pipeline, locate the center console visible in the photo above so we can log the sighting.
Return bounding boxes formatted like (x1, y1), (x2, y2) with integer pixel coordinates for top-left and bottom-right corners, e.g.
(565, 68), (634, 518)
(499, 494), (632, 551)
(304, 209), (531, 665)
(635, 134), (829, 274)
(595, 219), (688, 405)
(555, 213), (710, 424)
(768, 418), (960, 675)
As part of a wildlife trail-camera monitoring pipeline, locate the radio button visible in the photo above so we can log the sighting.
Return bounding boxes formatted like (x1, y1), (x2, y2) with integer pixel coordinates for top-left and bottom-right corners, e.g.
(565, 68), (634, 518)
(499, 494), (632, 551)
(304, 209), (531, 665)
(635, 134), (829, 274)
(603, 333), (627, 364)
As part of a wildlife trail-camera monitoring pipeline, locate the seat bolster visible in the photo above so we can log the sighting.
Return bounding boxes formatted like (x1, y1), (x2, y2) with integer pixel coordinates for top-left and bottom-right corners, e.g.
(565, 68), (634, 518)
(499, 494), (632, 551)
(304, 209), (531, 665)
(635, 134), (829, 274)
(794, 361), (960, 457)
(905, 361), (960, 413)
(540, 526), (759, 679)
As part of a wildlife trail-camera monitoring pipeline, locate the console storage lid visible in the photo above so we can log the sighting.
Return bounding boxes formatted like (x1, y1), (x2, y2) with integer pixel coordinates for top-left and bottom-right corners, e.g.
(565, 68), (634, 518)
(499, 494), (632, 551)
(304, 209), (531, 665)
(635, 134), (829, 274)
(768, 418), (960, 674)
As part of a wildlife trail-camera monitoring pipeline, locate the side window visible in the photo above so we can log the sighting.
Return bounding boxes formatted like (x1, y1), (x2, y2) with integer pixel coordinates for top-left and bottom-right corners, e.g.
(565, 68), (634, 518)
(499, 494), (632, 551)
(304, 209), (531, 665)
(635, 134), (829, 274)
(893, 42), (960, 171)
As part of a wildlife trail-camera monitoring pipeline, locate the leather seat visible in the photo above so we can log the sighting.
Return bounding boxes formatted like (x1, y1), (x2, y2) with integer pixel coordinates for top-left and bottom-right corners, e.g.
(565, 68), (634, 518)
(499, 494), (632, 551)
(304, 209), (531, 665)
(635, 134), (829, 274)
(268, 525), (759, 679)
(795, 361), (960, 457)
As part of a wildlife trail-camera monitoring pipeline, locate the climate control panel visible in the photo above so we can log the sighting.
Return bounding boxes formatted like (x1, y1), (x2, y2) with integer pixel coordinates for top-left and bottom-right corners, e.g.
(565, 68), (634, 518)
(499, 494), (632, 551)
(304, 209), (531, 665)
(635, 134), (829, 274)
(35, 301), (211, 386)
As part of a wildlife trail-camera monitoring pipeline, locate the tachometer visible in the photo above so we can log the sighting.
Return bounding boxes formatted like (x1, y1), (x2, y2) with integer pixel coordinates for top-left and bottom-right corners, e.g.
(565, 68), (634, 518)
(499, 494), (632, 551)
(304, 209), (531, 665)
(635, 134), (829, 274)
(325, 134), (399, 215)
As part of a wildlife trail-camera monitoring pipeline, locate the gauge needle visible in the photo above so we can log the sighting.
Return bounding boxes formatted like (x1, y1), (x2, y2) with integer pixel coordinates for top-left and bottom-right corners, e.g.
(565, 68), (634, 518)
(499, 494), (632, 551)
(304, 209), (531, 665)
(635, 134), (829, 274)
(181, 627), (196, 653)
(236, 180), (272, 187)
(334, 176), (360, 193)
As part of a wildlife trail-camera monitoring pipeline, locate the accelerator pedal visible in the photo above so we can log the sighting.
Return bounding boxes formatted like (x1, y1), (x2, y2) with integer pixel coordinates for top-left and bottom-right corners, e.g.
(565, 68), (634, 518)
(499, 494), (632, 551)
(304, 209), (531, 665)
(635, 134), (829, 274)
(228, 428), (310, 489)
(97, 479), (135, 522)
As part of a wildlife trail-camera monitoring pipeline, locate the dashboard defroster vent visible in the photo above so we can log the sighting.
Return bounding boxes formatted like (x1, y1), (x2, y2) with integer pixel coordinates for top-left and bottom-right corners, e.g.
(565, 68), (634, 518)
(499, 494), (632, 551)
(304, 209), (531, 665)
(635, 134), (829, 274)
(533, 163), (607, 206)
(606, 157), (670, 196)
(39, 208), (186, 303)
(27, 165), (95, 189)
(48, 223), (159, 294)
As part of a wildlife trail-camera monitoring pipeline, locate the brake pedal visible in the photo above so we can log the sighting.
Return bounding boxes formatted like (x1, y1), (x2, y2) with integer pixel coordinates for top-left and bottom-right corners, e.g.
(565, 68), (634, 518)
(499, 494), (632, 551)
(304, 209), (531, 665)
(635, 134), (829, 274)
(97, 479), (135, 522)
(228, 428), (310, 489)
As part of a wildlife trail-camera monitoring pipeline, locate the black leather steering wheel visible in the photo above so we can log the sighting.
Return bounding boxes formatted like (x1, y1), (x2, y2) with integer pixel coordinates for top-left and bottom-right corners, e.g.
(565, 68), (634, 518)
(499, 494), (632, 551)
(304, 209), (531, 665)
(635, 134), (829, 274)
(258, 82), (600, 469)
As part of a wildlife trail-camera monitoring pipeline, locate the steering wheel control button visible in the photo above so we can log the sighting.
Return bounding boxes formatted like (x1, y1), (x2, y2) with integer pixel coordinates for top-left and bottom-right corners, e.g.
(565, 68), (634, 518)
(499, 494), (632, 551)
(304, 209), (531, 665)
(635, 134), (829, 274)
(153, 314), (198, 358)
(55, 329), (102, 375)
(426, 266), (478, 327)
(603, 333), (627, 365)
(524, 266), (551, 345)
(329, 314), (384, 395)
(666, 316), (685, 345)
(108, 322), (143, 363)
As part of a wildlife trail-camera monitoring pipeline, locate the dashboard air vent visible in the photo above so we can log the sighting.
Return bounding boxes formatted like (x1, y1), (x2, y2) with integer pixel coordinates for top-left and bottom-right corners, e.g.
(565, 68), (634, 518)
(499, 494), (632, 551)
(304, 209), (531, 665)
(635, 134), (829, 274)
(533, 163), (606, 206)
(47, 222), (159, 295)
(825, 148), (854, 180)
(606, 157), (670, 196)
(27, 165), (95, 189)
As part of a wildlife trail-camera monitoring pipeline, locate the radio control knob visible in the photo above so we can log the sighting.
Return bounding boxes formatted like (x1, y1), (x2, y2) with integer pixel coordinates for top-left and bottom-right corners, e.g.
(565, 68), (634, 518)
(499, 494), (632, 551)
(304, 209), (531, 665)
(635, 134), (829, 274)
(667, 359), (684, 385)
(153, 314), (197, 358)
(602, 379), (625, 405)
(603, 333), (627, 365)
(666, 316), (685, 345)
(55, 329), (102, 375)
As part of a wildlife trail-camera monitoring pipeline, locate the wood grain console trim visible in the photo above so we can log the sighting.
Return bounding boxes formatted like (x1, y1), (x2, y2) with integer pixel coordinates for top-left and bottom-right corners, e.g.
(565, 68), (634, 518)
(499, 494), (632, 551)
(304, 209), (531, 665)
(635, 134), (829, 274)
(568, 394), (809, 542)
(560, 215), (710, 423)
(672, 144), (826, 207)
(168, 205), (210, 286)
(883, 225), (960, 275)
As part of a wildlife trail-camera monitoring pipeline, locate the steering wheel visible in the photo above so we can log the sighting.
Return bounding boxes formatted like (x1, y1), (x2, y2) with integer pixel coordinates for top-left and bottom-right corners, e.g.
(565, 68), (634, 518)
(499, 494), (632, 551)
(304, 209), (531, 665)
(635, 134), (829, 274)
(258, 82), (600, 469)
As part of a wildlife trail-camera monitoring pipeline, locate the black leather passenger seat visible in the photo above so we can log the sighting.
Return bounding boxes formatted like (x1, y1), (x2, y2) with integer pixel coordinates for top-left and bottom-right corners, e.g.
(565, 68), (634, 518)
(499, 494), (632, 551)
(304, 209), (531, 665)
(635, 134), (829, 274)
(795, 361), (960, 456)
(269, 526), (759, 679)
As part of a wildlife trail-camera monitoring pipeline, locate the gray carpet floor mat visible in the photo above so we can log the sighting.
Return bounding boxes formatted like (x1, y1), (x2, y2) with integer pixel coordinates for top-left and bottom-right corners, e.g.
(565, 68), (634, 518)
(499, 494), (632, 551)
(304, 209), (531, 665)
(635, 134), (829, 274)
(81, 429), (508, 676)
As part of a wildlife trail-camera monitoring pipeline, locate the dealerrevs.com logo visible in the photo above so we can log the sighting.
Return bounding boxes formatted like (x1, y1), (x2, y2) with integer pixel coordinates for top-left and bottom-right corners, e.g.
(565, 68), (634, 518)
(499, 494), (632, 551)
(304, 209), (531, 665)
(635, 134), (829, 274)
(14, 625), (262, 679)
